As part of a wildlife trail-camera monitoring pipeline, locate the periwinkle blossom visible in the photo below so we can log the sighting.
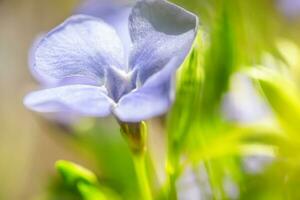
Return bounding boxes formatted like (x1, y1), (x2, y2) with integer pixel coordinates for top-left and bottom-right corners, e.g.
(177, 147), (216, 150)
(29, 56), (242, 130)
(28, 0), (132, 125)
(30, 0), (132, 87)
(24, 0), (198, 123)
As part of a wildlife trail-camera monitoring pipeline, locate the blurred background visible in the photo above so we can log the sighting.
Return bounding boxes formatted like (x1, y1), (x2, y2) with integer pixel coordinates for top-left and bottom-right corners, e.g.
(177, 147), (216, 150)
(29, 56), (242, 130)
(0, 1), (85, 199)
(1, 0), (300, 199)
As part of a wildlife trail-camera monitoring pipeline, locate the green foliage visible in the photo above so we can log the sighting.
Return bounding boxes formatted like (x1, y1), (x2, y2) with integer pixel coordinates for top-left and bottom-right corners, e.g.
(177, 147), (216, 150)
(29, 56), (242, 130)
(165, 1), (300, 199)
(250, 67), (300, 137)
(166, 32), (204, 199)
(77, 183), (107, 200)
(167, 31), (204, 160)
(55, 160), (121, 200)
(56, 160), (98, 187)
(74, 121), (139, 200)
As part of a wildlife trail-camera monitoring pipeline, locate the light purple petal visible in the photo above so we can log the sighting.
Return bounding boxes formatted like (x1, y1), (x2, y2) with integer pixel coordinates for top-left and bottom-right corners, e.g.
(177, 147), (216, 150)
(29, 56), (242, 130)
(76, 0), (132, 56)
(129, 0), (198, 84)
(24, 85), (114, 117)
(114, 80), (174, 122)
(29, 34), (49, 85)
(32, 15), (125, 86)
(105, 66), (137, 101)
(113, 58), (179, 122)
(44, 112), (81, 126)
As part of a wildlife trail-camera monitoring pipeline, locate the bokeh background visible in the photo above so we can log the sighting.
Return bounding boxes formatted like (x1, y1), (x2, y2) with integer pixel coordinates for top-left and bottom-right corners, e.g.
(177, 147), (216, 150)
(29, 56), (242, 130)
(1, 0), (300, 199)
(0, 1), (91, 199)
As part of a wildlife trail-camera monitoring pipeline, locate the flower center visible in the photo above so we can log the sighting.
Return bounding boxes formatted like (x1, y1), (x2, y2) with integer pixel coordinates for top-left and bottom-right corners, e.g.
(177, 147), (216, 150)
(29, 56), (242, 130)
(105, 66), (137, 102)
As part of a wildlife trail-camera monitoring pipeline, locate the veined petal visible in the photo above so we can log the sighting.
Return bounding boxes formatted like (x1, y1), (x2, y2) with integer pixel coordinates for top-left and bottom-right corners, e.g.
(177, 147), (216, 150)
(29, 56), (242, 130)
(32, 15), (125, 85)
(113, 58), (179, 122)
(105, 66), (137, 101)
(29, 34), (48, 85)
(76, 0), (132, 56)
(129, 0), (198, 84)
(114, 79), (174, 122)
(24, 85), (114, 117)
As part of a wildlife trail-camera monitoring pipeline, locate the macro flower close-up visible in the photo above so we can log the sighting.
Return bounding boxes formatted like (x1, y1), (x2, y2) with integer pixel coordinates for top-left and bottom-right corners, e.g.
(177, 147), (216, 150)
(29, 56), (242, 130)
(2, 0), (300, 199)
(24, 0), (198, 122)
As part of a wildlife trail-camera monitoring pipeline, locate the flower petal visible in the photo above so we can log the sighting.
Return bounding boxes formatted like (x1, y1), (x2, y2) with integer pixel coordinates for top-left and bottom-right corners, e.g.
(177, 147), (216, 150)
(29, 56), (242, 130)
(32, 15), (125, 85)
(76, 0), (132, 56)
(114, 79), (174, 122)
(129, 0), (198, 84)
(29, 34), (49, 85)
(113, 58), (180, 122)
(24, 85), (113, 117)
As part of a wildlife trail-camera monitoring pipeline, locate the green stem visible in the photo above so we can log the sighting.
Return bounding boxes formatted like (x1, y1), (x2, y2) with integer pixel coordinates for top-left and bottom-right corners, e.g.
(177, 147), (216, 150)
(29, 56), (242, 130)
(167, 144), (181, 200)
(119, 121), (153, 200)
(169, 173), (178, 200)
(132, 153), (153, 200)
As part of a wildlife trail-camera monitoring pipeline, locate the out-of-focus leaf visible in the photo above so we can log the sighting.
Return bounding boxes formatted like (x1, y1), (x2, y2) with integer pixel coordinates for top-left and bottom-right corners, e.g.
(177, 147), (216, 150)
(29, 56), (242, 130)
(56, 160), (121, 200)
(168, 31), (204, 154)
(199, 0), (236, 121)
(165, 31), (204, 200)
(77, 183), (107, 200)
(188, 124), (283, 162)
(78, 182), (122, 200)
(249, 67), (300, 137)
(56, 160), (98, 186)
(75, 121), (139, 200)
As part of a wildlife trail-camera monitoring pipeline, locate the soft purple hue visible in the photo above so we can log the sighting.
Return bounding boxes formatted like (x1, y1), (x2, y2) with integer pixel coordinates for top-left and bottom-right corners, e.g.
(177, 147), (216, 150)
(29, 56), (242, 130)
(277, 0), (300, 18)
(222, 74), (273, 124)
(75, 0), (132, 55)
(24, 0), (198, 122)
(28, 0), (132, 125)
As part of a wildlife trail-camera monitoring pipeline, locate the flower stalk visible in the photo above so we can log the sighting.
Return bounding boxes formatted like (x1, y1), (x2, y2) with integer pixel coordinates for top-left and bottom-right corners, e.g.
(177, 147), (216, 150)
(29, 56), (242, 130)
(119, 121), (152, 200)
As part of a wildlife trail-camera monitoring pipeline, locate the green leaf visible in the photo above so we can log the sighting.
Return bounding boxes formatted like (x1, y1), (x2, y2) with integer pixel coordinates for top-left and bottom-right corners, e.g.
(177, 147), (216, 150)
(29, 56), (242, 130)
(168, 31), (204, 152)
(188, 124), (283, 162)
(77, 183), (107, 200)
(249, 67), (300, 136)
(55, 160), (98, 187)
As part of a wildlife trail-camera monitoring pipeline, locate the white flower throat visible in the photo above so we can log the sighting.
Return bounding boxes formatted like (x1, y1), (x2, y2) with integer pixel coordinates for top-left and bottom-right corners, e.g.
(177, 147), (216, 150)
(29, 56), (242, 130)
(104, 65), (138, 102)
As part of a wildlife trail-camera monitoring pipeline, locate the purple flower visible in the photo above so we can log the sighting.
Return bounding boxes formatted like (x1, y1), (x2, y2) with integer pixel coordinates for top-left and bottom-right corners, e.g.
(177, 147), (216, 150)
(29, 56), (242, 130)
(28, 0), (132, 125)
(24, 0), (198, 122)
